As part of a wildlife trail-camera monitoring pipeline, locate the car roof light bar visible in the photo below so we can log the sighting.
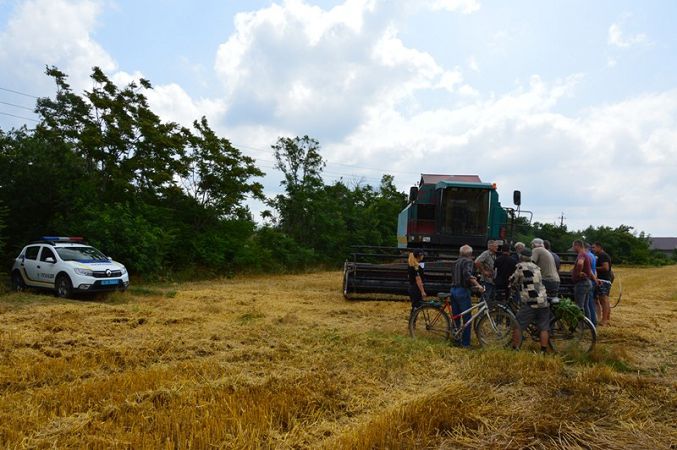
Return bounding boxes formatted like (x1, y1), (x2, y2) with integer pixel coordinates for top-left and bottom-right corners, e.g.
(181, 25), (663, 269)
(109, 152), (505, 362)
(41, 236), (85, 242)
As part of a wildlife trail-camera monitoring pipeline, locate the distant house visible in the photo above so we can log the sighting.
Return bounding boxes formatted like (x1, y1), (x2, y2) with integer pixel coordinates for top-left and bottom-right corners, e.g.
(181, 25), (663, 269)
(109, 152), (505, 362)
(649, 237), (677, 258)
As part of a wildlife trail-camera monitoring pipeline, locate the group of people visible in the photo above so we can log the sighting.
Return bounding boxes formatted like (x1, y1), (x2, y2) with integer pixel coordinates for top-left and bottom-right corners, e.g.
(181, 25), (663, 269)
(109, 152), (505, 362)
(407, 238), (613, 350)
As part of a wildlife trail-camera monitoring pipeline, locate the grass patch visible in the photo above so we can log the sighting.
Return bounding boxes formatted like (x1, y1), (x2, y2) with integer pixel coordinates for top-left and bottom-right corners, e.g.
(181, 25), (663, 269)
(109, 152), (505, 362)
(238, 310), (265, 323)
(127, 286), (177, 298)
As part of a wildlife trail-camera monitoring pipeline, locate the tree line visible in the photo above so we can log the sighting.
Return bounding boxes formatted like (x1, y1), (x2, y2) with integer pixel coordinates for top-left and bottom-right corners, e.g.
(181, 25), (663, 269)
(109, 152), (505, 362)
(0, 67), (671, 278)
(514, 221), (674, 266)
(0, 67), (407, 278)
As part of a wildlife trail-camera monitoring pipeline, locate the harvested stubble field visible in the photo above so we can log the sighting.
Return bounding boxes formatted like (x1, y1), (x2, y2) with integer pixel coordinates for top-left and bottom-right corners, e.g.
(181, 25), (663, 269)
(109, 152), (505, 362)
(0, 266), (675, 449)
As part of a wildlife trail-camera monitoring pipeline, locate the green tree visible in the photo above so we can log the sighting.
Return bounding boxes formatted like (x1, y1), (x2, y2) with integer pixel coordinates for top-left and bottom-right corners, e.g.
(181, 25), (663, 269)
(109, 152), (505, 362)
(1, 67), (266, 276)
(0, 129), (91, 258)
(269, 135), (325, 243)
(184, 117), (264, 219)
(35, 66), (189, 202)
(0, 198), (7, 258)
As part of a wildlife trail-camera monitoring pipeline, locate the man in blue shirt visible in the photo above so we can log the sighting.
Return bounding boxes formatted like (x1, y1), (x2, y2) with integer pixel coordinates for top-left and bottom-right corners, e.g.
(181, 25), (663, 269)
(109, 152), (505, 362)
(585, 242), (598, 326)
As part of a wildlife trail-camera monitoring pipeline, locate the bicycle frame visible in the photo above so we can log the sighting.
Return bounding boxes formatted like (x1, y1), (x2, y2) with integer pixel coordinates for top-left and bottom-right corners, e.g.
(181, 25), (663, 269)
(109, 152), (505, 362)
(441, 299), (493, 340)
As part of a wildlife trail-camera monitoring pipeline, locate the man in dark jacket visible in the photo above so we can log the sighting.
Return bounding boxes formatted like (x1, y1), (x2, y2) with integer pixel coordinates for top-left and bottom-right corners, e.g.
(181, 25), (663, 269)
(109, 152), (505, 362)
(451, 244), (484, 347)
(494, 243), (516, 303)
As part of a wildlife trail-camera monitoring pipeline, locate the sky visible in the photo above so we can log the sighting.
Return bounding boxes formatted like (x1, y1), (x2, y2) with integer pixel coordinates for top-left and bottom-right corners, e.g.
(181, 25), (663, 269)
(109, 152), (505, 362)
(0, 0), (676, 236)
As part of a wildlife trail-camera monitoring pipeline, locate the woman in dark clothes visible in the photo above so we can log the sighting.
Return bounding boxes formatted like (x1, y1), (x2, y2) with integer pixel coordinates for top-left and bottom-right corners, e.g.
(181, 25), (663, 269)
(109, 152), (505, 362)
(407, 249), (426, 315)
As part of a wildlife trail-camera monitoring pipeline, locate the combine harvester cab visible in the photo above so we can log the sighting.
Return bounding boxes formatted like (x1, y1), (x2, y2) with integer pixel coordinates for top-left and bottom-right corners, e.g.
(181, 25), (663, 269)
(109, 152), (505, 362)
(343, 174), (522, 299)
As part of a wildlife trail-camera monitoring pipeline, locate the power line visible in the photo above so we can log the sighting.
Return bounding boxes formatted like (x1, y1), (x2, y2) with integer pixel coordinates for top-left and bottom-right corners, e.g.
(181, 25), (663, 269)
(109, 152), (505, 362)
(0, 86), (39, 99)
(0, 111), (39, 122)
(0, 100), (34, 111)
(256, 161), (383, 183)
(231, 140), (419, 178)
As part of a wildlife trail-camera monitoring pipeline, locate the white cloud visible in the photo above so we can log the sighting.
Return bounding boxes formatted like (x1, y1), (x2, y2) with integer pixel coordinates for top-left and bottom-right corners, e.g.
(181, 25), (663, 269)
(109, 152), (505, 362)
(468, 55), (479, 72)
(426, 0), (480, 14)
(214, 0), (470, 139)
(325, 76), (677, 234)
(208, 0), (674, 233)
(0, 0), (226, 132)
(1, 0), (674, 235)
(607, 22), (650, 48)
(458, 84), (479, 97)
(0, 0), (116, 94)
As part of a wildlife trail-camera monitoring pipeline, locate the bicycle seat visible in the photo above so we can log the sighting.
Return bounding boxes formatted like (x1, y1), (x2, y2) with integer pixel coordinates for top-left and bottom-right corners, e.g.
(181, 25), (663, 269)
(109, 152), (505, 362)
(437, 292), (451, 299)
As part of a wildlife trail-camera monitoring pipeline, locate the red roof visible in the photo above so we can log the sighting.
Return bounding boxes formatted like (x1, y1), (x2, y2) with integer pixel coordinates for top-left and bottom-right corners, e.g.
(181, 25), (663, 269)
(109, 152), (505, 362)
(420, 174), (483, 185)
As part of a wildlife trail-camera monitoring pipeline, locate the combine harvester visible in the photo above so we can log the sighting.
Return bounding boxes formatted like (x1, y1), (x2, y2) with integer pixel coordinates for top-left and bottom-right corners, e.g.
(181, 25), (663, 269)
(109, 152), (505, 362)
(342, 174), (528, 299)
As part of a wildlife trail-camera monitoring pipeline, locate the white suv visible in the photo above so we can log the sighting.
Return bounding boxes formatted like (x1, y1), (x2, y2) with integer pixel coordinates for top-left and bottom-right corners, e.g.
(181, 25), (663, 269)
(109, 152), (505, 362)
(10, 237), (129, 297)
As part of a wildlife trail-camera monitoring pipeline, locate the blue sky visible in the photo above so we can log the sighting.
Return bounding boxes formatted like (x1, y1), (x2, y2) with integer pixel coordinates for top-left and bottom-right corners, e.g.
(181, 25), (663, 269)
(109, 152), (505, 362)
(1, 0), (676, 237)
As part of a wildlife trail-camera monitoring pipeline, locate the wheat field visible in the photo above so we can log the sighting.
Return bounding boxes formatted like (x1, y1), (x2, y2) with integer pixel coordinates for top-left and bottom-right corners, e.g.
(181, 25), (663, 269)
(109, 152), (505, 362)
(0, 266), (675, 449)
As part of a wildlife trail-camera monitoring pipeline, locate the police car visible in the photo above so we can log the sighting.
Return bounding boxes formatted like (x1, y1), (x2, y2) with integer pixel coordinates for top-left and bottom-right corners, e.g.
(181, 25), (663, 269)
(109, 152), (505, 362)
(10, 237), (129, 297)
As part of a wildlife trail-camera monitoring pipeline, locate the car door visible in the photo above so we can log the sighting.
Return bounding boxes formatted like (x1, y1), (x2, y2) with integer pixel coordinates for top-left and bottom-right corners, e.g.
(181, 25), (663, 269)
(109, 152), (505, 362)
(21, 245), (43, 286)
(37, 246), (59, 286)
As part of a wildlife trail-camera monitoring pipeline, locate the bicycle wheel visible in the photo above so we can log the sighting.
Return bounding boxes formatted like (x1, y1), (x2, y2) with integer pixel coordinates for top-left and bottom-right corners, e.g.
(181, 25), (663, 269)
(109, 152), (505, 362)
(409, 304), (451, 343)
(549, 316), (596, 354)
(474, 306), (517, 349)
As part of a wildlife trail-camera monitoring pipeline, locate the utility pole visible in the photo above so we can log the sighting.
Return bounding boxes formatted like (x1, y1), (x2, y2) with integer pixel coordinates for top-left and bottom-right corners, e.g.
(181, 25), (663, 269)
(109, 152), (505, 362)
(559, 212), (566, 228)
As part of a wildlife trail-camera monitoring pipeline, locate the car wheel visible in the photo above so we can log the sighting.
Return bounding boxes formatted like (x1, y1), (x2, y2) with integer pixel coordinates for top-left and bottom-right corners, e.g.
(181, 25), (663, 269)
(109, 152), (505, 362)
(11, 271), (26, 292)
(55, 274), (73, 298)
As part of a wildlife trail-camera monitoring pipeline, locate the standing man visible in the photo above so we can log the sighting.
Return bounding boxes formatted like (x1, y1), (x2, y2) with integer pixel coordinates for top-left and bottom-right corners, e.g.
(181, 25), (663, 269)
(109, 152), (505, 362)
(513, 242), (526, 263)
(531, 238), (560, 297)
(543, 240), (561, 272)
(494, 243), (517, 303)
(592, 242), (612, 326)
(452, 245), (485, 348)
(572, 240), (594, 317)
(475, 240), (498, 303)
(585, 242), (598, 326)
(511, 248), (550, 353)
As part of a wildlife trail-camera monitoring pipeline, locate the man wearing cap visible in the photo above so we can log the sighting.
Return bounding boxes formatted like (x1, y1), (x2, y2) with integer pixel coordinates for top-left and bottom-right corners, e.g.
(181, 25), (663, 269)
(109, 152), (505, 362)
(531, 238), (560, 297)
(475, 240), (498, 303)
(511, 248), (550, 353)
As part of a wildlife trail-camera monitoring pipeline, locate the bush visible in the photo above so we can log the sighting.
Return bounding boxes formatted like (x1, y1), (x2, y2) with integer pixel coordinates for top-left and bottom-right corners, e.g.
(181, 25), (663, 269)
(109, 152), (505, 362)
(76, 202), (174, 275)
(236, 227), (317, 273)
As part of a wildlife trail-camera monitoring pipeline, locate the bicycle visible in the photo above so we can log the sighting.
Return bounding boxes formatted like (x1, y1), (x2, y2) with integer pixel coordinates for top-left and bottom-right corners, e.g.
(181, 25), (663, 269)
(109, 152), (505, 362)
(408, 291), (518, 348)
(495, 288), (597, 354)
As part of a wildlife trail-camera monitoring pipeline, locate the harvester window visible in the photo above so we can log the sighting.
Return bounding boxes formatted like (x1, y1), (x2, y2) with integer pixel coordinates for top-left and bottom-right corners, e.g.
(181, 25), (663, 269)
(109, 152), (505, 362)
(441, 188), (489, 236)
(417, 204), (435, 221)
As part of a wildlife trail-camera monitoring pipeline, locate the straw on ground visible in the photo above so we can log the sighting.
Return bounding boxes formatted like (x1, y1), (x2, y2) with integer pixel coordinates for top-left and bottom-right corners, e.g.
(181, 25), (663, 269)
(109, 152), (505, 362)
(0, 266), (675, 448)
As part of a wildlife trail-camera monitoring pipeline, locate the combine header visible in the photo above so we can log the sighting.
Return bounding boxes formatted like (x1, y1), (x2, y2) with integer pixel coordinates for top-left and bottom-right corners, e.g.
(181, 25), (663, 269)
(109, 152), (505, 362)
(343, 174), (524, 299)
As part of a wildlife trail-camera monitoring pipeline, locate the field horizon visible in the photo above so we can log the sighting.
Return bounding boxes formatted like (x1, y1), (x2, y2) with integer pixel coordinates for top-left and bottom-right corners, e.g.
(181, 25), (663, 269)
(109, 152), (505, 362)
(0, 266), (675, 449)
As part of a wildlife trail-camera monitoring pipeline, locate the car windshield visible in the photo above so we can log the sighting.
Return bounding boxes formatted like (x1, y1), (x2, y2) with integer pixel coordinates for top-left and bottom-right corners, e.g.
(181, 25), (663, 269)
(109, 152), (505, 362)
(56, 246), (109, 262)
